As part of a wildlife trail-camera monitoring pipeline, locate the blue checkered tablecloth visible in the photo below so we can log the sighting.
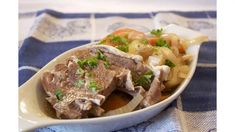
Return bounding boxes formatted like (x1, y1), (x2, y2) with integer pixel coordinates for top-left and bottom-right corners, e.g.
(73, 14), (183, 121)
(19, 9), (216, 132)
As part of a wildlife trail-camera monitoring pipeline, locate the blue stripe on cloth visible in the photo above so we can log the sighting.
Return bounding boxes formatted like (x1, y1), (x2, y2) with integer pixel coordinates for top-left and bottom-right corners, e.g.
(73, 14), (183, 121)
(152, 11), (216, 18)
(19, 69), (37, 86)
(34, 127), (55, 132)
(181, 67), (216, 112)
(19, 37), (90, 69)
(35, 9), (216, 19)
(198, 41), (216, 64)
(36, 9), (91, 18)
(95, 13), (151, 18)
(206, 11), (217, 18)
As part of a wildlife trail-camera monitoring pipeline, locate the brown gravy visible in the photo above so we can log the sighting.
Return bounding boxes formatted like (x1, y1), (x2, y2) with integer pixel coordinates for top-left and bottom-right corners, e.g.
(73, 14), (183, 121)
(102, 90), (174, 112)
(101, 90), (133, 111)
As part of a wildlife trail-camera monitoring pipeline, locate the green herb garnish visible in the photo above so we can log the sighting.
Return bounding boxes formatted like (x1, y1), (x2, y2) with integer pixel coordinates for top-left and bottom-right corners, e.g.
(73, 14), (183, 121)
(89, 81), (98, 92)
(86, 58), (98, 68)
(150, 28), (163, 37)
(165, 59), (176, 67)
(77, 57), (99, 69)
(104, 61), (110, 68)
(112, 36), (128, 45)
(74, 80), (84, 88)
(135, 71), (154, 89)
(140, 38), (149, 45)
(97, 50), (111, 69)
(77, 59), (85, 69)
(116, 45), (129, 52)
(85, 72), (94, 78)
(76, 67), (85, 76)
(97, 50), (106, 61)
(55, 89), (63, 101)
(107, 34), (114, 38)
(156, 38), (169, 48)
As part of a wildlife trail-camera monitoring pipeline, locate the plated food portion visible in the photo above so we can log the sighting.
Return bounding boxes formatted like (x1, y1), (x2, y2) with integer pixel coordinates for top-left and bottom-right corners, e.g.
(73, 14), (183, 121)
(41, 28), (193, 119)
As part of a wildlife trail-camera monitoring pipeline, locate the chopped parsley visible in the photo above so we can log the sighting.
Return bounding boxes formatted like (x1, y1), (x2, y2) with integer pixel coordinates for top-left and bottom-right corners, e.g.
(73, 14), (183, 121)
(116, 45), (129, 52)
(140, 38), (149, 45)
(86, 72), (94, 78)
(111, 36), (128, 45)
(89, 81), (98, 92)
(104, 61), (110, 68)
(97, 50), (106, 61)
(150, 28), (163, 37)
(76, 67), (85, 76)
(77, 57), (99, 69)
(74, 80), (84, 88)
(165, 59), (176, 67)
(55, 89), (63, 101)
(96, 50), (111, 69)
(156, 38), (170, 48)
(135, 71), (154, 89)
(107, 34), (114, 38)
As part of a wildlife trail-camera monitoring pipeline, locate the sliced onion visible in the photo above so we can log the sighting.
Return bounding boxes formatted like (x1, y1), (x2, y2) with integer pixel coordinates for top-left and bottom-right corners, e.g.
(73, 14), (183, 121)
(165, 67), (182, 88)
(179, 65), (190, 73)
(178, 72), (188, 78)
(182, 54), (193, 63)
(159, 47), (179, 65)
(103, 91), (143, 116)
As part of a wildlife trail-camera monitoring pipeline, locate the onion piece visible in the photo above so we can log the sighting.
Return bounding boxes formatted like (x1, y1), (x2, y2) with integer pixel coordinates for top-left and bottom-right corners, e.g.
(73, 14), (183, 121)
(178, 72), (188, 78)
(103, 91), (143, 116)
(159, 47), (179, 65)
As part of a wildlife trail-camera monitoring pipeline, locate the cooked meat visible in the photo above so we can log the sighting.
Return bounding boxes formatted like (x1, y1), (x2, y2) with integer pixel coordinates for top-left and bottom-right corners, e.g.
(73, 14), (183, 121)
(118, 86), (146, 97)
(91, 45), (143, 63)
(124, 70), (135, 91)
(136, 61), (168, 108)
(90, 45), (149, 74)
(141, 77), (161, 107)
(74, 99), (93, 111)
(91, 62), (117, 97)
(41, 45), (149, 119)
(116, 69), (135, 91)
(89, 105), (105, 117)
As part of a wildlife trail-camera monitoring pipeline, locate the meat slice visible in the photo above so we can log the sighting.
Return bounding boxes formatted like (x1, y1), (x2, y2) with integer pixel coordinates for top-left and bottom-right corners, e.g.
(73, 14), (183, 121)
(41, 61), (114, 118)
(41, 63), (113, 119)
(89, 45), (149, 74)
(136, 57), (169, 108)
(116, 69), (135, 91)
(91, 62), (117, 97)
(53, 89), (105, 118)
(118, 86), (146, 97)
(140, 77), (162, 107)
(41, 45), (151, 119)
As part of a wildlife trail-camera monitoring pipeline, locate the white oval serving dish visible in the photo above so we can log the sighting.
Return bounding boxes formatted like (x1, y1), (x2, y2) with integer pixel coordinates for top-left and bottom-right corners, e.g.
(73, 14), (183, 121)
(19, 24), (207, 132)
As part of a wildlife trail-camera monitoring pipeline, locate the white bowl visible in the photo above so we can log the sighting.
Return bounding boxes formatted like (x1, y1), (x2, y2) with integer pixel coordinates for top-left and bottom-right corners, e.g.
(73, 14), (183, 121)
(19, 24), (207, 132)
